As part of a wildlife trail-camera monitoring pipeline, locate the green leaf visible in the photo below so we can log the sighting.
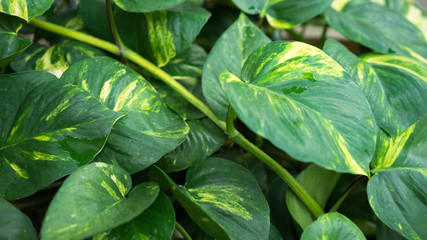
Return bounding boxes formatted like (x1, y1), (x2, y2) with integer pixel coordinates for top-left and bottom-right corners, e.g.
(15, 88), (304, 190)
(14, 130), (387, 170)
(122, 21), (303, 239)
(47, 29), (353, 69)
(162, 44), (207, 79)
(94, 192), (175, 240)
(301, 212), (366, 240)
(10, 40), (106, 77)
(78, 0), (210, 66)
(269, 225), (283, 240)
(149, 158), (270, 240)
(0, 13), (32, 67)
(202, 13), (271, 120)
(230, 0), (268, 15)
(325, 1), (427, 62)
(0, 198), (36, 240)
(61, 57), (189, 174)
(156, 118), (227, 172)
(0, 71), (122, 200)
(220, 41), (376, 175)
(113, 0), (185, 13)
(324, 39), (427, 138)
(266, 0), (333, 29)
(41, 162), (160, 240)
(368, 115), (427, 240)
(286, 164), (340, 229)
(0, 0), (54, 21)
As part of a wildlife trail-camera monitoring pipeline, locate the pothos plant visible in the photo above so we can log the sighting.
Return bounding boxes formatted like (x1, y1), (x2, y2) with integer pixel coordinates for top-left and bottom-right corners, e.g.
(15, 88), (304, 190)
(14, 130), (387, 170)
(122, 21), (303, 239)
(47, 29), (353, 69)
(0, 0), (426, 239)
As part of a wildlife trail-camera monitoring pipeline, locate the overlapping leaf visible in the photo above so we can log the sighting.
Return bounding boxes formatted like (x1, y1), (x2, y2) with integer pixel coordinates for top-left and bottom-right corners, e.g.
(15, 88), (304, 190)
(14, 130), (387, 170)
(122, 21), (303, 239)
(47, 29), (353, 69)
(0, 71), (122, 200)
(286, 164), (340, 229)
(325, 0), (427, 62)
(113, 0), (185, 13)
(10, 41), (106, 77)
(202, 13), (271, 120)
(0, 0), (54, 21)
(94, 193), (175, 240)
(156, 118), (227, 172)
(0, 13), (31, 67)
(149, 158), (270, 240)
(324, 39), (427, 138)
(61, 57), (189, 174)
(0, 198), (36, 240)
(162, 44), (207, 79)
(301, 212), (366, 240)
(41, 162), (159, 240)
(220, 41), (376, 175)
(78, 0), (210, 66)
(368, 114), (427, 240)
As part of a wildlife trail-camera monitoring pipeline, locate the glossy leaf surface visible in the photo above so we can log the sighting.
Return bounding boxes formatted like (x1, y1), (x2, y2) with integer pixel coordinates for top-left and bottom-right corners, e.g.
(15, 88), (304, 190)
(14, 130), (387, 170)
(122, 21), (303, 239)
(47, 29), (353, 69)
(156, 118), (227, 172)
(325, 1), (427, 61)
(41, 163), (159, 240)
(202, 13), (270, 120)
(368, 114), (427, 240)
(220, 41), (376, 175)
(10, 41), (106, 77)
(301, 212), (366, 240)
(0, 0), (54, 21)
(0, 13), (31, 67)
(286, 164), (340, 229)
(0, 198), (36, 240)
(149, 158), (270, 240)
(0, 71), (122, 200)
(266, 0), (333, 29)
(61, 57), (188, 174)
(113, 0), (185, 13)
(95, 193), (175, 240)
(324, 39), (427, 138)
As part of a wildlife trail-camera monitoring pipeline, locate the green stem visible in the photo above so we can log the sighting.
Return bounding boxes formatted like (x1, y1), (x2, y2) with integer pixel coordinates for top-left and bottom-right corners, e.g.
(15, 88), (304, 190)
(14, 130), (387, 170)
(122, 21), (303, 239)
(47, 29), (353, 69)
(106, 0), (125, 57)
(175, 222), (192, 240)
(318, 23), (328, 48)
(29, 18), (323, 218)
(285, 29), (307, 43)
(329, 176), (366, 212)
(226, 108), (324, 218)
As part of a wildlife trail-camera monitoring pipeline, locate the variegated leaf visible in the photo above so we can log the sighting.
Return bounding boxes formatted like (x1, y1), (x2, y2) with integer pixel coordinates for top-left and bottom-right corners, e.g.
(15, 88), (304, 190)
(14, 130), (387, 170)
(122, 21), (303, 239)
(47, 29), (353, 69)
(326, 0), (427, 62)
(220, 41), (376, 175)
(368, 114), (427, 240)
(0, 71), (122, 200)
(324, 39), (427, 138)
(0, 198), (36, 240)
(0, 0), (54, 21)
(149, 158), (270, 240)
(113, 0), (185, 13)
(10, 41), (106, 77)
(202, 13), (271, 120)
(301, 212), (366, 240)
(61, 57), (189, 174)
(0, 13), (31, 67)
(41, 162), (159, 240)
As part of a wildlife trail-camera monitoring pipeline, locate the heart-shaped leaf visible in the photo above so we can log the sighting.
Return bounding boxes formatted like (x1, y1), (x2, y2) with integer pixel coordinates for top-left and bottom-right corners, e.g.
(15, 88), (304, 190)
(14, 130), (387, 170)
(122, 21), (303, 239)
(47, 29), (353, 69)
(0, 0), (54, 21)
(368, 114), (427, 240)
(10, 41), (106, 77)
(325, 1), (427, 62)
(61, 57), (189, 174)
(113, 0), (185, 13)
(324, 39), (427, 138)
(202, 13), (270, 120)
(149, 158), (270, 240)
(0, 198), (36, 240)
(301, 212), (366, 240)
(94, 192), (175, 240)
(41, 162), (159, 240)
(220, 41), (376, 175)
(0, 71), (122, 200)
(0, 13), (32, 67)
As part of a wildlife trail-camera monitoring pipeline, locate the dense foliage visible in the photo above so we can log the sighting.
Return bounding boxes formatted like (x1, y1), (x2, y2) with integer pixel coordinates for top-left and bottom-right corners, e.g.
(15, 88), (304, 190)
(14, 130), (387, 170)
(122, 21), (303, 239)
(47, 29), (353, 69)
(0, 0), (426, 239)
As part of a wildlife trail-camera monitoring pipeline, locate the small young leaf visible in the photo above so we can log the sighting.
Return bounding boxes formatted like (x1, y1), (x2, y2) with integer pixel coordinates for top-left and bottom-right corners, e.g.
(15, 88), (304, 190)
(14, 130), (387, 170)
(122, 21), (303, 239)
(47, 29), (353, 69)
(149, 158), (270, 240)
(0, 198), (36, 240)
(162, 44), (207, 79)
(301, 212), (366, 240)
(220, 41), (376, 175)
(41, 163), (160, 240)
(0, 71), (122, 200)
